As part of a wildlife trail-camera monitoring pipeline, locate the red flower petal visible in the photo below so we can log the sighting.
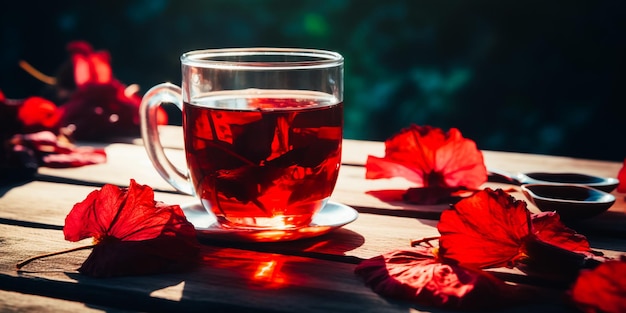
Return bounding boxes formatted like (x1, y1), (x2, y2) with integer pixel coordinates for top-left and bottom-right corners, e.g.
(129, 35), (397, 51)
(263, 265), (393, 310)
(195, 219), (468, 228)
(618, 158), (626, 193)
(67, 41), (112, 86)
(438, 188), (531, 268)
(365, 124), (487, 190)
(531, 212), (591, 254)
(17, 96), (61, 130)
(570, 257), (626, 313)
(355, 247), (515, 310)
(64, 180), (191, 242)
(64, 180), (200, 277)
(55, 41), (168, 140)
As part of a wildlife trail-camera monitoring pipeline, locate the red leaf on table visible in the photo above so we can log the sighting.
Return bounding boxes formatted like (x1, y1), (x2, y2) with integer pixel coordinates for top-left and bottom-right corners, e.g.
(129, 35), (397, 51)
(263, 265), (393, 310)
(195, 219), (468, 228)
(365, 124), (486, 204)
(64, 179), (200, 277)
(618, 158), (626, 193)
(569, 257), (626, 313)
(437, 188), (531, 269)
(355, 246), (516, 310)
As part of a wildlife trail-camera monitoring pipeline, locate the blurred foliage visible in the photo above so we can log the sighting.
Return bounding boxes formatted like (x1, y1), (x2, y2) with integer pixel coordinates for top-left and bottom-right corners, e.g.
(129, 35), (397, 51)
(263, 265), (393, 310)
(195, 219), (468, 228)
(1, 0), (624, 161)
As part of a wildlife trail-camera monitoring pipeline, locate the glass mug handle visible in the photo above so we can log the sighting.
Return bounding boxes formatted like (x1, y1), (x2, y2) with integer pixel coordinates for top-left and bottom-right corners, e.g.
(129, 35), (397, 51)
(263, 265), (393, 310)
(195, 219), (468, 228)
(139, 82), (194, 196)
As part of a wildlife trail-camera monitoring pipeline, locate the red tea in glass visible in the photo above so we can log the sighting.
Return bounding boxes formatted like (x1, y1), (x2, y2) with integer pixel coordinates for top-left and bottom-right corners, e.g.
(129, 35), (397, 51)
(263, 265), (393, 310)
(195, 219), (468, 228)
(140, 48), (344, 234)
(184, 90), (342, 229)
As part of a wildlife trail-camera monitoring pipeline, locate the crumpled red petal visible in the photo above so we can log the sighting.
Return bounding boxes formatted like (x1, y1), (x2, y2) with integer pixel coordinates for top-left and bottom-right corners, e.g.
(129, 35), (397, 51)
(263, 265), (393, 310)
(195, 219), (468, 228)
(355, 246), (515, 310)
(365, 124), (487, 190)
(64, 180), (200, 277)
(55, 41), (168, 140)
(17, 96), (61, 131)
(438, 188), (531, 269)
(67, 41), (112, 87)
(531, 212), (591, 254)
(569, 257), (626, 313)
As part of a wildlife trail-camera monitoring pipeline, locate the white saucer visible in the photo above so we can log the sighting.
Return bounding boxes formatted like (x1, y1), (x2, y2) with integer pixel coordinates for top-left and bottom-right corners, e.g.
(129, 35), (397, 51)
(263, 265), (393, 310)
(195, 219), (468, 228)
(181, 201), (359, 242)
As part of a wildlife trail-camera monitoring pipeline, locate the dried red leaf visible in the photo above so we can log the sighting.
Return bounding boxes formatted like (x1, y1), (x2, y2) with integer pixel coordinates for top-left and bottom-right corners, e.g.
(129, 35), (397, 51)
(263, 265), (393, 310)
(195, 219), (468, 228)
(366, 124), (487, 190)
(438, 188), (531, 269)
(569, 257), (626, 313)
(64, 179), (200, 277)
(355, 247), (516, 310)
(618, 158), (626, 193)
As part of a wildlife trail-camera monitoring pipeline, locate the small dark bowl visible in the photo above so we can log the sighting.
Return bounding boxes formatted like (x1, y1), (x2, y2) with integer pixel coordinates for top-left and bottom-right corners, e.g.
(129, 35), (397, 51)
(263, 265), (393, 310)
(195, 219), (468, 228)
(521, 184), (616, 221)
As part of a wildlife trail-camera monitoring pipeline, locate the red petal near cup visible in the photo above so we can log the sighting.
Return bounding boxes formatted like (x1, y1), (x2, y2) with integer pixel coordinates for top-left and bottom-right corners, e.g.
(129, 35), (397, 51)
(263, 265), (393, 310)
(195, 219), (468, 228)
(617, 158), (626, 193)
(64, 180), (200, 277)
(365, 124), (487, 190)
(64, 180), (197, 242)
(438, 188), (531, 269)
(570, 257), (626, 313)
(355, 247), (514, 310)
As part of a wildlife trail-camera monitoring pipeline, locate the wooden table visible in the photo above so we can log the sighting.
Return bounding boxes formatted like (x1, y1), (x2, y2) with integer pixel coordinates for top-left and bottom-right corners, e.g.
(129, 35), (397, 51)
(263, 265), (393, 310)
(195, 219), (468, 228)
(1, 126), (624, 312)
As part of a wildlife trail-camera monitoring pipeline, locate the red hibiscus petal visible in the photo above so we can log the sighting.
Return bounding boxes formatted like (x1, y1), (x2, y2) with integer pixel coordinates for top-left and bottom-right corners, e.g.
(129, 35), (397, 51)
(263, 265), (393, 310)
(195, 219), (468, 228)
(438, 188), (531, 268)
(355, 247), (514, 310)
(531, 212), (591, 253)
(435, 128), (487, 190)
(17, 96), (61, 129)
(618, 158), (626, 193)
(57, 82), (142, 140)
(365, 124), (486, 190)
(67, 41), (112, 86)
(64, 183), (126, 242)
(517, 212), (606, 279)
(570, 257), (626, 313)
(365, 155), (425, 184)
(64, 180), (200, 277)
(64, 180), (196, 242)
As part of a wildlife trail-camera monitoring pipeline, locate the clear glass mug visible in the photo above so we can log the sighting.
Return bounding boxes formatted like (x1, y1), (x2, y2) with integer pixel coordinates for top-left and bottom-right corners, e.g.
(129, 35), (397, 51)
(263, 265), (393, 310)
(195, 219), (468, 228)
(140, 48), (344, 230)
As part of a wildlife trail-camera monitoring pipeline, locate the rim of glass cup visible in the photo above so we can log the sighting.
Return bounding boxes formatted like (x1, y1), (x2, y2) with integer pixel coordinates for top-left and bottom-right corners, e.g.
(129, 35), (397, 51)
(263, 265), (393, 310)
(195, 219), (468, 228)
(181, 47), (343, 70)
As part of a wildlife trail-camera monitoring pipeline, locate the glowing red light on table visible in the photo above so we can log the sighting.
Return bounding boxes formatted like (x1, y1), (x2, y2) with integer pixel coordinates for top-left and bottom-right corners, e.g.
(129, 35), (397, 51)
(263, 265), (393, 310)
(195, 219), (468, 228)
(252, 258), (287, 288)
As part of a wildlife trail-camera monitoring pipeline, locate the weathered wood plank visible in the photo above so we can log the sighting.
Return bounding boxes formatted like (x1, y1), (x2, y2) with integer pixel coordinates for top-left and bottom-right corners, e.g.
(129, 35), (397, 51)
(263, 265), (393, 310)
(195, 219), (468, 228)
(0, 224), (586, 313)
(0, 289), (133, 313)
(1, 181), (623, 264)
(0, 224), (418, 313)
(36, 140), (626, 222)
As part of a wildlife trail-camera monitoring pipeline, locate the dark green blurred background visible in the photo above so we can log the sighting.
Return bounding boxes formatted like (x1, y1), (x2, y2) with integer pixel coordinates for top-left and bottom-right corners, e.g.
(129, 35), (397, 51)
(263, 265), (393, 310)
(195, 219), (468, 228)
(2, 0), (624, 161)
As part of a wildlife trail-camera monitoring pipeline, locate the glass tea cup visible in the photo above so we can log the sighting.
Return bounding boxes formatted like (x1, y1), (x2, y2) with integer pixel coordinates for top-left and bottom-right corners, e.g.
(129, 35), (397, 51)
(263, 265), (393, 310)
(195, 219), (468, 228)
(140, 48), (344, 230)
